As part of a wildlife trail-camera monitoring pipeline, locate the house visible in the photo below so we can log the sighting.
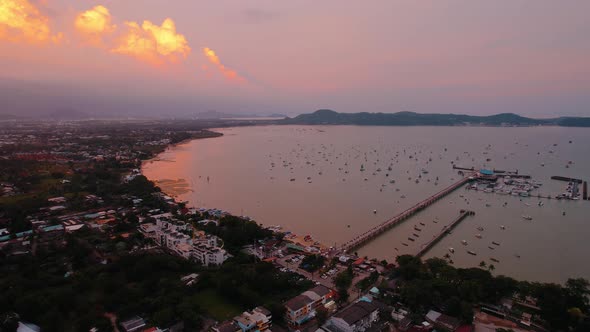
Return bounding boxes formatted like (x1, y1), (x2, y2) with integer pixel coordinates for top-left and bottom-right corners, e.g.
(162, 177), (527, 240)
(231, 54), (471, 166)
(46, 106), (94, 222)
(233, 307), (272, 332)
(285, 285), (334, 326)
(425, 310), (461, 332)
(213, 321), (241, 332)
(326, 301), (379, 332)
(120, 316), (147, 332)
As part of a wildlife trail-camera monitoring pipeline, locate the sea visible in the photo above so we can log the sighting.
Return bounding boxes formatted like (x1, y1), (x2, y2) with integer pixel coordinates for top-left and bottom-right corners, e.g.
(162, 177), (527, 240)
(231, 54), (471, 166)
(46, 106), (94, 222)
(142, 125), (589, 283)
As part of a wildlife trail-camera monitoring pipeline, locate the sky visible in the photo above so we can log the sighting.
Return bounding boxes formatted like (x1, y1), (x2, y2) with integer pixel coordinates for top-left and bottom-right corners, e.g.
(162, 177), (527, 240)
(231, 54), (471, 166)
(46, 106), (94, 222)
(1, 0), (590, 118)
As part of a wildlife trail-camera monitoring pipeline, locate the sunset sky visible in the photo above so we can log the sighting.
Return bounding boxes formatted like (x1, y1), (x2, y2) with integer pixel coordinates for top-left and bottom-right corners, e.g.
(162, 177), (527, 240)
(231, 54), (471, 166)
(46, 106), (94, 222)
(1, 0), (589, 117)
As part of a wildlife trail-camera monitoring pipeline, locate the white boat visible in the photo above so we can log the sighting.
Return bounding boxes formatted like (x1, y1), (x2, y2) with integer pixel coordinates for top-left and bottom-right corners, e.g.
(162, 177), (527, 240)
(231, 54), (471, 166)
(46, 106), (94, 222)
(522, 215), (533, 220)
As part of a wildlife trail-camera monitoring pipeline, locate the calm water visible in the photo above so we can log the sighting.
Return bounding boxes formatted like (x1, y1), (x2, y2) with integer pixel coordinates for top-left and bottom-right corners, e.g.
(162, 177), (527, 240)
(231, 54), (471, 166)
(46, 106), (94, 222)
(143, 126), (589, 283)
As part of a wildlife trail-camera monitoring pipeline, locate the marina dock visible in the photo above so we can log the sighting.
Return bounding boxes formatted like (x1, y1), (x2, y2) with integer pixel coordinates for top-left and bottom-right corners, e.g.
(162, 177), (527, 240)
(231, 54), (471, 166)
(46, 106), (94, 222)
(339, 176), (474, 253)
(415, 210), (475, 258)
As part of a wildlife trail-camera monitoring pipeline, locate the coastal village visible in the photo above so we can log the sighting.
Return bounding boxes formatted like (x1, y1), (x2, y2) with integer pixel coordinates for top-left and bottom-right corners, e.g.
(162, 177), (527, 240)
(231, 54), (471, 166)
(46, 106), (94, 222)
(1, 120), (589, 332)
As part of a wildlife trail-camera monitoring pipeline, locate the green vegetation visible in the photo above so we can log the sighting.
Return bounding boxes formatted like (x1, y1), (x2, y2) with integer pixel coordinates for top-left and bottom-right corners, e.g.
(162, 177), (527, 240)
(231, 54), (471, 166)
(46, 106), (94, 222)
(196, 215), (273, 255)
(356, 271), (379, 292)
(299, 254), (325, 272)
(386, 255), (590, 330)
(193, 289), (242, 321)
(334, 266), (354, 303)
(283, 109), (590, 127)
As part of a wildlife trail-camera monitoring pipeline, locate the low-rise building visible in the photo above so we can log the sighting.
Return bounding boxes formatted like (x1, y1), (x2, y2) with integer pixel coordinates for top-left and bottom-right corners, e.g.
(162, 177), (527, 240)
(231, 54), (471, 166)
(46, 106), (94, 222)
(326, 301), (379, 332)
(285, 285), (334, 326)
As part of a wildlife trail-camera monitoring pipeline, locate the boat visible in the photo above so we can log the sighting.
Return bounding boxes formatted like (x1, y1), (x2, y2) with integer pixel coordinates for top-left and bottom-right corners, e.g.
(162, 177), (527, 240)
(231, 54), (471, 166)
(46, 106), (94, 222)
(419, 222), (425, 226)
(461, 240), (468, 245)
(490, 258), (500, 263)
(477, 226), (484, 231)
(373, 210), (377, 214)
(500, 225), (506, 230)
(488, 246), (495, 250)
(492, 241), (500, 246)
(408, 237), (415, 242)
(402, 242), (408, 246)
(475, 234), (482, 239)
(449, 247), (455, 253)
(467, 250), (477, 256)
(413, 233), (420, 238)
(414, 226), (422, 231)
(522, 215), (533, 220)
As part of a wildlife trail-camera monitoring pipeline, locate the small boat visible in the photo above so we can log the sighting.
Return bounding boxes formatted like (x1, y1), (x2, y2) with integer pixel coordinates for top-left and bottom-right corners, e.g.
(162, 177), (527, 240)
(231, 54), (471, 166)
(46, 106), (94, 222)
(413, 233), (420, 238)
(467, 250), (477, 256)
(402, 242), (408, 246)
(408, 237), (415, 242)
(490, 258), (500, 263)
(488, 246), (495, 250)
(449, 247), (455, 253)
(475, 234), (482, 239)
(419, 222), (425, 226)
(461, 240), (468, 245)
(492, 241), (500, 246)
(373, 210), (377, 214)
(477, 226), (484, 231)
(522, 215), (533, 220)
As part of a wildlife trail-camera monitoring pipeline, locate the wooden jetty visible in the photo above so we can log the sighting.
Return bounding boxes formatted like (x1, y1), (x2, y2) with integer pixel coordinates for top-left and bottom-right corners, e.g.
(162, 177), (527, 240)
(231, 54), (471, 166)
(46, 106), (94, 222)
(339, 176), (474, 253)
(416, 210), (475, 258)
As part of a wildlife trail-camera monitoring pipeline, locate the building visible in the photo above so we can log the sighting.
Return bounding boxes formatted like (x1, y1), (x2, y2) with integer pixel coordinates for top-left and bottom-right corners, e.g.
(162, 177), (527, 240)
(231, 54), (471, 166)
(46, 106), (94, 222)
(214, 307), (272, 332)
(285, 285), (334, 326)
(234, 307), (272, 332)
(425, 310), (461, 332)
(191, 243), (227, 266)
(139, 219), (227, 266)
(120, 316), (147, 332)
(326, 301), (379, 332)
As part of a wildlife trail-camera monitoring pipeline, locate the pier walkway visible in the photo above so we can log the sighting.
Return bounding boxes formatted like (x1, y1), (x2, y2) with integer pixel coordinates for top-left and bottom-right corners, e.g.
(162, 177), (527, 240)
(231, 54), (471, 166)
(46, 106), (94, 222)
(340, 176), (473, 253)
(415, 209), (475, 258)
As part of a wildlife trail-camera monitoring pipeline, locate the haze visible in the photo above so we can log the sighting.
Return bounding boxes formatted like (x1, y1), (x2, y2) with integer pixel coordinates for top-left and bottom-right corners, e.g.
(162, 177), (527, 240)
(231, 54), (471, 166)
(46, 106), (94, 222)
(1, 0), (590, 118)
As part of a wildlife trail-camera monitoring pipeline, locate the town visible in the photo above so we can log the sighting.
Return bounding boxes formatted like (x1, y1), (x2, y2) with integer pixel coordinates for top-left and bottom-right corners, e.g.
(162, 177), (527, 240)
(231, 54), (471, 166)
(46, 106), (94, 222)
(1, 120), (589, 332)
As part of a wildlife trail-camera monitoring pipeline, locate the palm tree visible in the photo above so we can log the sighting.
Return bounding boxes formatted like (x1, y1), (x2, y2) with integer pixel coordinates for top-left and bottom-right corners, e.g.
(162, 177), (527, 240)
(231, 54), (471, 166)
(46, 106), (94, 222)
(488, 264), (495, 272)
(479, 261), (487, 268)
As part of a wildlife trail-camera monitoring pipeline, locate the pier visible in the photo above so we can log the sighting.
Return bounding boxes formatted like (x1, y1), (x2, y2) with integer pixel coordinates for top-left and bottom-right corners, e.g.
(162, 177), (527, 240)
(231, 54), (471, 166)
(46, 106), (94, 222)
(415, 210), (475, 258)
(340, 176), (474, 253)
(551, 176), (583, 183)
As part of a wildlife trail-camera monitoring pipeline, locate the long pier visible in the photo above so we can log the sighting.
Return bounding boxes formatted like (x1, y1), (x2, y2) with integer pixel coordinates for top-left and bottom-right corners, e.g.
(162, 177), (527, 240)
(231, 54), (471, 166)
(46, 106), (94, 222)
(415, 210), (475, 258)
(340, 176), (473, 253)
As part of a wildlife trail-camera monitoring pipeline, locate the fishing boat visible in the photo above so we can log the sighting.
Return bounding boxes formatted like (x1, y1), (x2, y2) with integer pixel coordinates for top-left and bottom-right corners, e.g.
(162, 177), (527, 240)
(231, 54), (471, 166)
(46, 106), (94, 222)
(408, 237), (415, 242)
(490, 258), (500, 263)
(500, 225), (506, 230)
(522, 215), (533, 220)
(461, 240), (468, 245)
(449, 247), (455, 253)
(467, 250), (477, 256)
(492, 241), (500, 246)
(475, 234), (482, 239)
(414, 226), (422, 231)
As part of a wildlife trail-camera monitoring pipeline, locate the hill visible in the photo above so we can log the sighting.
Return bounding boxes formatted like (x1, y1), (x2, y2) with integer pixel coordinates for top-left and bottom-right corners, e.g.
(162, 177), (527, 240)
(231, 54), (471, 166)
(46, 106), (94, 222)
(281, 110), (590, 127)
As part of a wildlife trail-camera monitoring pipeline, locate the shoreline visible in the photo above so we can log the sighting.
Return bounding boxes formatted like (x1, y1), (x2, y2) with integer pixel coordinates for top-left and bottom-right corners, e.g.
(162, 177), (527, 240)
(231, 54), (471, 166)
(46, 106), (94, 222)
(141, 127), (333, 252)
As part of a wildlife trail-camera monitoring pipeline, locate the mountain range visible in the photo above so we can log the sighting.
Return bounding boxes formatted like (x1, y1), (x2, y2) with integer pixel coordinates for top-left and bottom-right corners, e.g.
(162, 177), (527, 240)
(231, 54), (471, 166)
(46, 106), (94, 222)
(281, 109), (590, 127)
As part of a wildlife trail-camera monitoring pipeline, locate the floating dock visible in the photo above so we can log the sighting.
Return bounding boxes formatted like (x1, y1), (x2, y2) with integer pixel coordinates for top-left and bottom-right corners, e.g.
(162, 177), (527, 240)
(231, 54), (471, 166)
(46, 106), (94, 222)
(415, 210), (475, 258)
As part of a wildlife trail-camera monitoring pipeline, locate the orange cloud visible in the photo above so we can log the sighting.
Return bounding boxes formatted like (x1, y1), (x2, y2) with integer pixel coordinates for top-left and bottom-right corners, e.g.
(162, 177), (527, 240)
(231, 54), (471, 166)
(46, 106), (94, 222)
(0, 0), (62, 44)
(74, 5), (115, 45)
(112, 18), (190, 65)
(203, 47), (245, 82)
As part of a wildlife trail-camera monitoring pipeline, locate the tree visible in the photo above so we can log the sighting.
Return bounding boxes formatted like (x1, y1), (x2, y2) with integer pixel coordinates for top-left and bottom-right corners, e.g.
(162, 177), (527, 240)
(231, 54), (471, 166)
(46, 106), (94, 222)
(479, 261), (487, 268)
(316, 308), (329, 326)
